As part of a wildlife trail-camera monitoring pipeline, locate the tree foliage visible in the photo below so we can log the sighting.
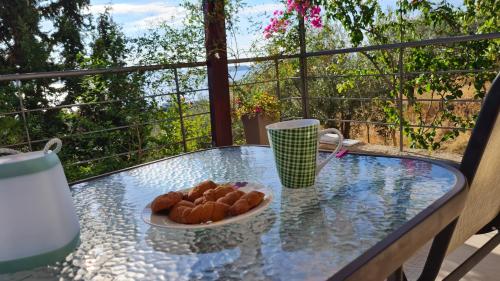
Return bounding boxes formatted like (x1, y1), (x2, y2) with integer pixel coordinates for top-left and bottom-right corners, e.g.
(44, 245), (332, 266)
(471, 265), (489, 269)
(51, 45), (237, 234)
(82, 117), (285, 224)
(252, 0), (499, 149)
(0, 2), (213, 181)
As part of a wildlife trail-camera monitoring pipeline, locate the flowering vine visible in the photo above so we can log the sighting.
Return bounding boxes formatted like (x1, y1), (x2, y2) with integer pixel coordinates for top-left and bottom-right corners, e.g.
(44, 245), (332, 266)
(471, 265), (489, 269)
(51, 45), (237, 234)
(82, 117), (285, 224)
(264, 0), (323, 38)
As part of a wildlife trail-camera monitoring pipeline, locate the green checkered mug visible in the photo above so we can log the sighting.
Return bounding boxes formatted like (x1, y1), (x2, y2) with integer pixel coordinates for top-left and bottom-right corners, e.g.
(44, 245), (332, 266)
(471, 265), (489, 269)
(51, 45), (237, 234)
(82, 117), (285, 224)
(266, 119), (343, 188)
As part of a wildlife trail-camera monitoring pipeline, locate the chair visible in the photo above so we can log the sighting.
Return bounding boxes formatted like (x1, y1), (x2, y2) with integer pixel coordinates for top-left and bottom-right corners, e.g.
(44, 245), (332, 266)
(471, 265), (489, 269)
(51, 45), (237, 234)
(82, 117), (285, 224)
(405, 72), (500, 281)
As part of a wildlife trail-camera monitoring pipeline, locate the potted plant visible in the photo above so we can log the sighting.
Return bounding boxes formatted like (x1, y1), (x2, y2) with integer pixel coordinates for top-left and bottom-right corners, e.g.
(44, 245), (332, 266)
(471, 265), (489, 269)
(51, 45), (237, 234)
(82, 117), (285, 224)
(233, 91), (280, 145)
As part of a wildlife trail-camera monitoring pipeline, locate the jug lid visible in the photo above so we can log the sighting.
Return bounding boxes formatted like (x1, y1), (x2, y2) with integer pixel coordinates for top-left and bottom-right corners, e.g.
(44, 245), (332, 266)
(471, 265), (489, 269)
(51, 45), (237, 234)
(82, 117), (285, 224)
(0, 150), (45, 163)
(0, 139), (62, 179)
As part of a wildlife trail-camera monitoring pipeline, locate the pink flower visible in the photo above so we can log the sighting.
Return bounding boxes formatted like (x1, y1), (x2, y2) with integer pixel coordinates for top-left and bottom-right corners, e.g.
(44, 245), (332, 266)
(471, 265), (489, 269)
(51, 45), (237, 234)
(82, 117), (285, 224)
(310, 6), (321, 15)
(263, 1), (323, 39)
(310, 18), (323, 28)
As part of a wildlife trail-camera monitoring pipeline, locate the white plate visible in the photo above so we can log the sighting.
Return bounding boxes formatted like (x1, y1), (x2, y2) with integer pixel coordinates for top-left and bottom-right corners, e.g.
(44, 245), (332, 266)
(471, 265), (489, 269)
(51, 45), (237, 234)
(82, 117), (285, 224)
(142, 182), (273, 229)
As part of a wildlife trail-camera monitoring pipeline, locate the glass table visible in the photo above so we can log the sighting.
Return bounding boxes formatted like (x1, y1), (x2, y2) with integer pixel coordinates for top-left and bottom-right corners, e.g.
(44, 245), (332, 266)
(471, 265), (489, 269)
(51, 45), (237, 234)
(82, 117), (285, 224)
(2, 146), (466, 281)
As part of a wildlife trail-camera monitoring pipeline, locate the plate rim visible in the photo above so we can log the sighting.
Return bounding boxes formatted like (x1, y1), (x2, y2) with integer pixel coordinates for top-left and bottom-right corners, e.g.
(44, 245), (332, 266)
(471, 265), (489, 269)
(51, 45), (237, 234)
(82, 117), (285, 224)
(142, 182), (273, 229)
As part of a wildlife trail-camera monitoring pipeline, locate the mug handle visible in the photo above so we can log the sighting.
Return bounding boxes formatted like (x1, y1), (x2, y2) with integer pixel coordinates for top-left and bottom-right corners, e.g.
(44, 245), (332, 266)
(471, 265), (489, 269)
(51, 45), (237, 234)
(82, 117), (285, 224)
(316, 128), (343, 174)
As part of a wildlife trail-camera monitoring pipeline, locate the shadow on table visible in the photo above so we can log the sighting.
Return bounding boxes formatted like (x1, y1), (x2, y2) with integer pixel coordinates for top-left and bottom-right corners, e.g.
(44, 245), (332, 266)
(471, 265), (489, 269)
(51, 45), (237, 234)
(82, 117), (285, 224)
(144, 209), (277, 255)
(279, 186), (332, 252)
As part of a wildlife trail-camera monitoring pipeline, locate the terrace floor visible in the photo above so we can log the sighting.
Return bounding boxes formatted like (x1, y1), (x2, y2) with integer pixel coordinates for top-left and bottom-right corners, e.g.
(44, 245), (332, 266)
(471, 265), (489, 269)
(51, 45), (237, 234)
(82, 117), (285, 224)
(438, 231), (500, 281)
(320, 142), (464, 163)
(401, 232), (500, 281)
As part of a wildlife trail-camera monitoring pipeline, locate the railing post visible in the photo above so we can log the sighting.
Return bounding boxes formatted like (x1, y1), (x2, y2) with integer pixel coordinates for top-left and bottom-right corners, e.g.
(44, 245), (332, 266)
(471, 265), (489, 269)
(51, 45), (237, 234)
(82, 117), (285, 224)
(15, 80), (32, 151)
(173, 68), (188, 152)
(398, 0), (404, 152)
(274, 58), (281, 100)
(398, 48), (404, 152)
(298, 16), (309, 119)
(203, 0), (233, 146)
(274, 58), (282, 120)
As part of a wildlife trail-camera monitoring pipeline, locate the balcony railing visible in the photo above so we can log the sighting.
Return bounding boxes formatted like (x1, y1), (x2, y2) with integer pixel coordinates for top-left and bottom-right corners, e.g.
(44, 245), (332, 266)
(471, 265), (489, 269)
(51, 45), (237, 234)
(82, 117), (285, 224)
(1, 32), (499, 182)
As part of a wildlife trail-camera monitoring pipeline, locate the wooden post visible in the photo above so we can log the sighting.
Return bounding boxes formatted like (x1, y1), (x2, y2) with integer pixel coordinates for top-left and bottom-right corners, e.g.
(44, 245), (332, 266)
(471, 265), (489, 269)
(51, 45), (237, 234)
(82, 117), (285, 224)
(203, 0), (233, 146)
(298, 16), (309, 119)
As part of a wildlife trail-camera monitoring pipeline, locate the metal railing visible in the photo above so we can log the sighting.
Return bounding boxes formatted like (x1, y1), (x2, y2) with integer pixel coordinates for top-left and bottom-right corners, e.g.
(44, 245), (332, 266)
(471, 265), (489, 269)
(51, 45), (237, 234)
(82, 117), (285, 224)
(227, 32), (500, 150)
(1, 32), (499, 180)
(1, 64), (213, 181)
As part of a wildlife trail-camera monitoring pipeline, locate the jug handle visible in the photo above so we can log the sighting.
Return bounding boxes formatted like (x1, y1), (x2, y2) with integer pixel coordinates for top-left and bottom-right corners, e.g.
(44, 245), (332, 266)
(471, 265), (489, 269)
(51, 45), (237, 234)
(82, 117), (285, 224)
(44, 138), (62, 154)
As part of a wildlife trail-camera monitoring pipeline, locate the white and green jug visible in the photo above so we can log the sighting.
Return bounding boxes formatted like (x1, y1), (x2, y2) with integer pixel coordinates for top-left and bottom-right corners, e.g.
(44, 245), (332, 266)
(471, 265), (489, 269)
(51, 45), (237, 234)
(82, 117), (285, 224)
(0, 139), (80, 273)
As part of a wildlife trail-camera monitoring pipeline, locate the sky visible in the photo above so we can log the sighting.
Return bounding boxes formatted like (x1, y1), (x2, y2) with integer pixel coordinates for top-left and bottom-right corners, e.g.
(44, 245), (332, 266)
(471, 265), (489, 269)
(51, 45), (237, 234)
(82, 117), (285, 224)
(88, 0), (281, 56)
(87, 0), (465, 58)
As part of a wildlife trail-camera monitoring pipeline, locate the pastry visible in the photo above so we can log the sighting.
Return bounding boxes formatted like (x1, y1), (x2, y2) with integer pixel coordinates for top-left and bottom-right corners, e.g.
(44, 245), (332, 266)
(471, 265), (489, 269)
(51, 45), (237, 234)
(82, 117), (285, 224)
(191, 201), (230, 223)
(187, 180), (217, 202)
(194, 197), (205, 205)
(186, 201), (215, 223)
(169, 200), (230, 224)
(150, 191), (183, 213)
(209, 185), (236, 199)
(229, 191), (265, 216)
(168, 200), (196, 223)
(216, 190), (245, 205)
(195, 185), (236, 205)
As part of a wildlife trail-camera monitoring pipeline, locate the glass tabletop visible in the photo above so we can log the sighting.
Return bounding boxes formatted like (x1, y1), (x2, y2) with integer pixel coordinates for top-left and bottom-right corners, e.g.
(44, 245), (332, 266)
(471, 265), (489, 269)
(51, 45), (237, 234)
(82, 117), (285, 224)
(3, 146), (458, 281)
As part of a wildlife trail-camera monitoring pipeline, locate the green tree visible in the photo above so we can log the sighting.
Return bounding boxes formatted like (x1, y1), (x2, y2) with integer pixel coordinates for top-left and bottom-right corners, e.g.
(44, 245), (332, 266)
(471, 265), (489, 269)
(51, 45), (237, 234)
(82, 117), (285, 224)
(59, 11), (159, 180)
(0, 0), (89, 149)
